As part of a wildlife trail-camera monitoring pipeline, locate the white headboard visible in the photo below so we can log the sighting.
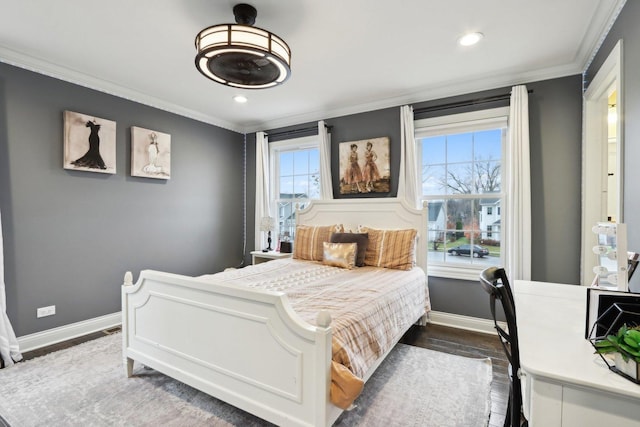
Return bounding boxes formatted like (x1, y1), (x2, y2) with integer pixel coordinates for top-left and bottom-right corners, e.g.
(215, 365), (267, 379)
(297, 198), (428, 271)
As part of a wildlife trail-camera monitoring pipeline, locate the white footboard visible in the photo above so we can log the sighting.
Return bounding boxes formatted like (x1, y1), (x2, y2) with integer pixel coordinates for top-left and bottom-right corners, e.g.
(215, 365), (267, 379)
(122, 270), (340, 427)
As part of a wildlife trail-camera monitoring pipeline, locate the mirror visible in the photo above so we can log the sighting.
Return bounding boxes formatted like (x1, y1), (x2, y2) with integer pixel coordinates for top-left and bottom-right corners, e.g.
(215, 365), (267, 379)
(592, 222), (627, 291)
(582, 40), (623, 285)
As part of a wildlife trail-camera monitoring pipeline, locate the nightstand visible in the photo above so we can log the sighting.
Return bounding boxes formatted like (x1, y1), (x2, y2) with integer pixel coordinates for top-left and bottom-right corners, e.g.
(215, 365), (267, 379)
(250, 250), (292, 265)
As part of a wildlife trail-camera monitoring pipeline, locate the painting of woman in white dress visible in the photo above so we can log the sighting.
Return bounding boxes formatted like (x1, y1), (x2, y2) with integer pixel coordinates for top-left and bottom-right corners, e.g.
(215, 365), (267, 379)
(131, 127), (171, 179)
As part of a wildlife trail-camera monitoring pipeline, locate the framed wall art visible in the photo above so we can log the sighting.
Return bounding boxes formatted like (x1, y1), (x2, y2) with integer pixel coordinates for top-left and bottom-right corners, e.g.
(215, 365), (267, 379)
(63, 110), (116, 174)
(131, 126), (171, 179)
(339, 136), (390, 194)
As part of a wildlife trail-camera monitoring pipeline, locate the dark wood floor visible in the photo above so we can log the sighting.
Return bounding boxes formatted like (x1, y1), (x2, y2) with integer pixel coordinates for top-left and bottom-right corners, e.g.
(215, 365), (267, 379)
(21, 323), (508, 426)
(20, 326), (121, 361)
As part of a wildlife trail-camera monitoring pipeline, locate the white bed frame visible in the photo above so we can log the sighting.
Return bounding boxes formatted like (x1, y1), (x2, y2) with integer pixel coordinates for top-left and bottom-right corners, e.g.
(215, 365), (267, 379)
(121, 198), (428, 427)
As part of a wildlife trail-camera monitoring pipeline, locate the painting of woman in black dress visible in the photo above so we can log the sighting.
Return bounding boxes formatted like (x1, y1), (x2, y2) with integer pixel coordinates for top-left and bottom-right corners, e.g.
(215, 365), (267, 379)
(63, 111), (116, 174)
(71, 121), (106, 169)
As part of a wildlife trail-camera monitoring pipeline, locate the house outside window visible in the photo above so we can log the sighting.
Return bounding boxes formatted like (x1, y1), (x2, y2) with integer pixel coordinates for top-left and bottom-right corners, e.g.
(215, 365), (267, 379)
(415, 107), (508, 280)
(480, 199), (501, 240)
(270, 135), (320, 241)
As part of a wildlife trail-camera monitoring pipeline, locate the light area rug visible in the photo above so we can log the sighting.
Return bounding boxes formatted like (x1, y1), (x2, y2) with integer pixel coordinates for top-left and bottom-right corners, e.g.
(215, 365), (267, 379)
(0, 333), (492, 427)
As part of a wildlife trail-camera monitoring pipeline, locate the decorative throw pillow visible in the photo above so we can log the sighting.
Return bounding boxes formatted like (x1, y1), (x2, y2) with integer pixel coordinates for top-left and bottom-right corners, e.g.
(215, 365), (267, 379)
(330, 232), (369, 267)
(293, 224), (344, 262)
(357, 226), (418, 270)
(322, 242), (357, 269)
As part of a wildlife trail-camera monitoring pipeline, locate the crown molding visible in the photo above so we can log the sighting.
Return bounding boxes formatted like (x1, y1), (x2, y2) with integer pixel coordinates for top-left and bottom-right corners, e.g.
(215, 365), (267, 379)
(0, 45), (243, 134)
(240, 61), (582, 134)
(244, 0), (626, 136)
(579, 0), (627, 72)
(1, 0), (625, 136)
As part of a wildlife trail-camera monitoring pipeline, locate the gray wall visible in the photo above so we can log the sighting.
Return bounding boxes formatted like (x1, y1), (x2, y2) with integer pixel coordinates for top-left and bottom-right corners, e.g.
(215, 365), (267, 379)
(1, 63), (586, 335)
(0, 63), (245, 336)
(264, 76), (584, 319)
(586, 0), (640, 292)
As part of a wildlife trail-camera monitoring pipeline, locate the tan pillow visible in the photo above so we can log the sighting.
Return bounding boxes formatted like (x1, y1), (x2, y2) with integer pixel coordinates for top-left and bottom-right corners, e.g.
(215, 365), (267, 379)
(358, 226), (417, 270)
(322, 242), (357, 269)
(293, 224), (344, 261)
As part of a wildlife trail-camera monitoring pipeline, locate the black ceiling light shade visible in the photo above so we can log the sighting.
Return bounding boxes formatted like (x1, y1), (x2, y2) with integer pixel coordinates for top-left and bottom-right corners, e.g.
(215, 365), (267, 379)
(195, 4), (291, 89)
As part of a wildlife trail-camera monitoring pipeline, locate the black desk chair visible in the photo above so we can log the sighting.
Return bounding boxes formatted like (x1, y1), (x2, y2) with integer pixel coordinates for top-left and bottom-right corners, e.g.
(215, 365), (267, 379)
(479, 267), (527, 427)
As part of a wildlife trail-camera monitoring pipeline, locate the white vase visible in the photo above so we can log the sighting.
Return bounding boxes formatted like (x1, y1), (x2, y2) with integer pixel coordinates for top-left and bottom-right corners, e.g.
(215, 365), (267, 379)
(615, 353), (639, 380)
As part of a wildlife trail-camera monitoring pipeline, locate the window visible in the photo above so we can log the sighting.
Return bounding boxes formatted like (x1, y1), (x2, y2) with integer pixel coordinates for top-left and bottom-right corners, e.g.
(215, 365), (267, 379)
(415, 107), (508, 280)
(270, 135), (320, 240)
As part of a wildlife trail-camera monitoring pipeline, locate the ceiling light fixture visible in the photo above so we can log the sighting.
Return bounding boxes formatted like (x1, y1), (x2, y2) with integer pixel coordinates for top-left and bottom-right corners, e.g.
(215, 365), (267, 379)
(195, 3), (291, 89)
(608, 103), (617, 125)
(458, 32), (484, 46)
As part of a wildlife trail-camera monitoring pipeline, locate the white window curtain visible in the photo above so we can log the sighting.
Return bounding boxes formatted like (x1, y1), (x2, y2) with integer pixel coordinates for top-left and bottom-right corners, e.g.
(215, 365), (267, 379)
(505, 85), (532, 280)
(398, 105), (420, 208)
(318, 120), (333, 199)
(255, 131), (272, 250)
(0, 210), (21, 368)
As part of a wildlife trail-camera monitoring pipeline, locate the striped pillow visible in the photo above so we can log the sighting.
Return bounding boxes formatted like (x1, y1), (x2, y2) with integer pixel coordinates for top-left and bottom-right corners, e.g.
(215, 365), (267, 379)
(358, 226), (417, 270)
(293, 224), (344, 261)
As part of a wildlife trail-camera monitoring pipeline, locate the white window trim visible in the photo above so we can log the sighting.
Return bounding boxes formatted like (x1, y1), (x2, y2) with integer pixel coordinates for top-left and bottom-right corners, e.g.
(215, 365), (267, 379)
(416, 107), (509, 280)
(415, 107), (509, 136)
(269, 135), (320, 197)
(269, 135), (320, 235)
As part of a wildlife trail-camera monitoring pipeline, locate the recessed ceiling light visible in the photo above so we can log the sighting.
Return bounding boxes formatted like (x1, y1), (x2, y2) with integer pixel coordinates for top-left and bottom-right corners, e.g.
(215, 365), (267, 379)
(233, 95), (248, 103)
(458, 32), (484, 46)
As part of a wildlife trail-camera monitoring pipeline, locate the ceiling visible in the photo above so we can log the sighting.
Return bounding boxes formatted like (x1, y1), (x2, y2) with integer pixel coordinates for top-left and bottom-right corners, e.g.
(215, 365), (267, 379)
(0, 1), (626, 134)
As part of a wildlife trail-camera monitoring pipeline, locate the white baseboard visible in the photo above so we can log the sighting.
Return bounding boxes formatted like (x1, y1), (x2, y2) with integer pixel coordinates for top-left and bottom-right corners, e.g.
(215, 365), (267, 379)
(16, 310), (499, 352)
(17, 312), (122, 353)
(428, 310), (505, 335)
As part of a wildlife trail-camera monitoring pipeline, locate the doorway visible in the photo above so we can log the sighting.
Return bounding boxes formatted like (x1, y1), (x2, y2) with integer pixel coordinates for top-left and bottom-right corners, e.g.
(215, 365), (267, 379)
(581, 40), (623, 285)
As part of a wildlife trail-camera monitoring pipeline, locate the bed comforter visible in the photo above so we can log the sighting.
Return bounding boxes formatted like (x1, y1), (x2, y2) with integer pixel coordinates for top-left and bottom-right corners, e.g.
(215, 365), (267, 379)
(201, 258), (429, 408)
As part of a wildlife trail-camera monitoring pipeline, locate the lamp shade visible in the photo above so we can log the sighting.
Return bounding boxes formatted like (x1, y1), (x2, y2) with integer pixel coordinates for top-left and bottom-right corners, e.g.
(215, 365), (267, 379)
(260, 216), (275, 232)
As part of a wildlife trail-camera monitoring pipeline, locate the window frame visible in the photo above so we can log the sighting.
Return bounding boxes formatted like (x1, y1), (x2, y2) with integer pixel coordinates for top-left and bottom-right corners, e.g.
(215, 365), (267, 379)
(269, 135), (321, 239)
(415, 107), (509, 280)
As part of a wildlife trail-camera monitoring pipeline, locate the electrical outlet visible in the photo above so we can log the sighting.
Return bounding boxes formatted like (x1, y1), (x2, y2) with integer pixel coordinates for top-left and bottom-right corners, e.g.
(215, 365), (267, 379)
(37, 305), (56, 318)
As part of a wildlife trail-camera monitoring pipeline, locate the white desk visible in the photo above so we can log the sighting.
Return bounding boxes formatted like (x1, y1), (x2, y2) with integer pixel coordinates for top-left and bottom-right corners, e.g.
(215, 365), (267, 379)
(515, 280), (640, 426)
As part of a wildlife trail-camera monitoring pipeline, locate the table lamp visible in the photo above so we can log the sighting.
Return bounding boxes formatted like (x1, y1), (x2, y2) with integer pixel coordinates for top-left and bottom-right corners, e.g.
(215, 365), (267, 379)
(260, 216), (275, 252)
